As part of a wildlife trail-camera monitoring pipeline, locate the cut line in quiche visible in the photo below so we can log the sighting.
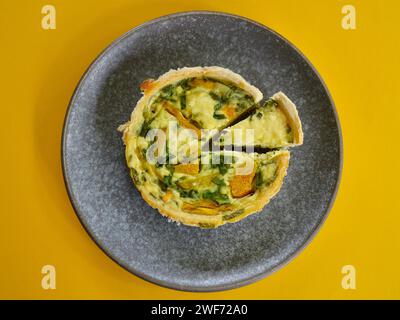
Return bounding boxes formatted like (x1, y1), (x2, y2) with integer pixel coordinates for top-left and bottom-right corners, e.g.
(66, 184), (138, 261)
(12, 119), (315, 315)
(119, 66), (303, 228)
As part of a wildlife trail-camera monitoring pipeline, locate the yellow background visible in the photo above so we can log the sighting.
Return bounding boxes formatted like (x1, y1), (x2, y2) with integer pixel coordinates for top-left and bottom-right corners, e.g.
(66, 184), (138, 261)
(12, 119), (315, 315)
(1, 0), (399, 299)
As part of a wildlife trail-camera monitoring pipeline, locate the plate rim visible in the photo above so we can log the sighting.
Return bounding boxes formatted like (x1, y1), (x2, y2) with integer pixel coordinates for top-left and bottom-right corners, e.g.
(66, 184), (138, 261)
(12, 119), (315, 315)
(61, 10), (343, 292)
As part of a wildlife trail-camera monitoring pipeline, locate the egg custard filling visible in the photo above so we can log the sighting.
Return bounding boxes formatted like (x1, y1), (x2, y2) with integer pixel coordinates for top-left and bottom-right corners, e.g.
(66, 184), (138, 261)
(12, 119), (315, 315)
(119, 67), (303, 228)
(143, 76), (256, 130)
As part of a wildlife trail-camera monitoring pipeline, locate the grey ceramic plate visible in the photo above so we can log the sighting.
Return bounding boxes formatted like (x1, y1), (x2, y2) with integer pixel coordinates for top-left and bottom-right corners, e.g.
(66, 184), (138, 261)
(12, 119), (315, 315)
(62, 11), (342, 292)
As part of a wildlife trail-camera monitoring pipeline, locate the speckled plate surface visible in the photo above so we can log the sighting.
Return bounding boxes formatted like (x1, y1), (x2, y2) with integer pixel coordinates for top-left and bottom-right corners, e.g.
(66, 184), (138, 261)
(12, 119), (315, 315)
(62, 11), (342, 292)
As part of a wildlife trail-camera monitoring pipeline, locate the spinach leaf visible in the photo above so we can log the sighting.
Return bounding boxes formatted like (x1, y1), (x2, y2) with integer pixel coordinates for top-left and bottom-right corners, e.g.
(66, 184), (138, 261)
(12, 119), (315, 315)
(180, 94), (186, 110)
(264, 98), (278, 109)
(158, 174), (173, 191)
(210, 154), (233, 175)
(214, 102), (222, 111)
(202, 190), (230, 205)
(212, 177), (226, 186)
(209, 92), (220, 101)
(139, 119), (151, 137)
(177, 78), (192, 91)
(163, 175), (173, 186)
(179, 189), (199, 199)
(213, 112), (226, 120)
(212, 163), (229, 175)
(255, 170), (263, 187)
(159, 84), (177, 101)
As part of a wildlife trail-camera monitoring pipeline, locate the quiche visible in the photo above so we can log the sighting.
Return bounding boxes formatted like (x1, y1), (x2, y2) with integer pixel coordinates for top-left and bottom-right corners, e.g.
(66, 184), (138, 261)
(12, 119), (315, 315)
(119, 67), (303, 228)
(218, 92), (303, 148)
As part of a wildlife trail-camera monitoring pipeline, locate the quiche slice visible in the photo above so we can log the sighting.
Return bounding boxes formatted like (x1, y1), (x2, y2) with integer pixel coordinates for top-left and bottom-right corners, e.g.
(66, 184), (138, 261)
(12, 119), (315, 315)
(124, 147), (289, 228)
(218, 92), (303, 148)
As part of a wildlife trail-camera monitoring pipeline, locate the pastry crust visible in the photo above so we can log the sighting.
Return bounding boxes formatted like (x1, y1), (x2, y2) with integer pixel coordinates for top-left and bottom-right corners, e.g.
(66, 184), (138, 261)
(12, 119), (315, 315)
(272, 91), (304, 146)
(139, 66), (263, 103)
